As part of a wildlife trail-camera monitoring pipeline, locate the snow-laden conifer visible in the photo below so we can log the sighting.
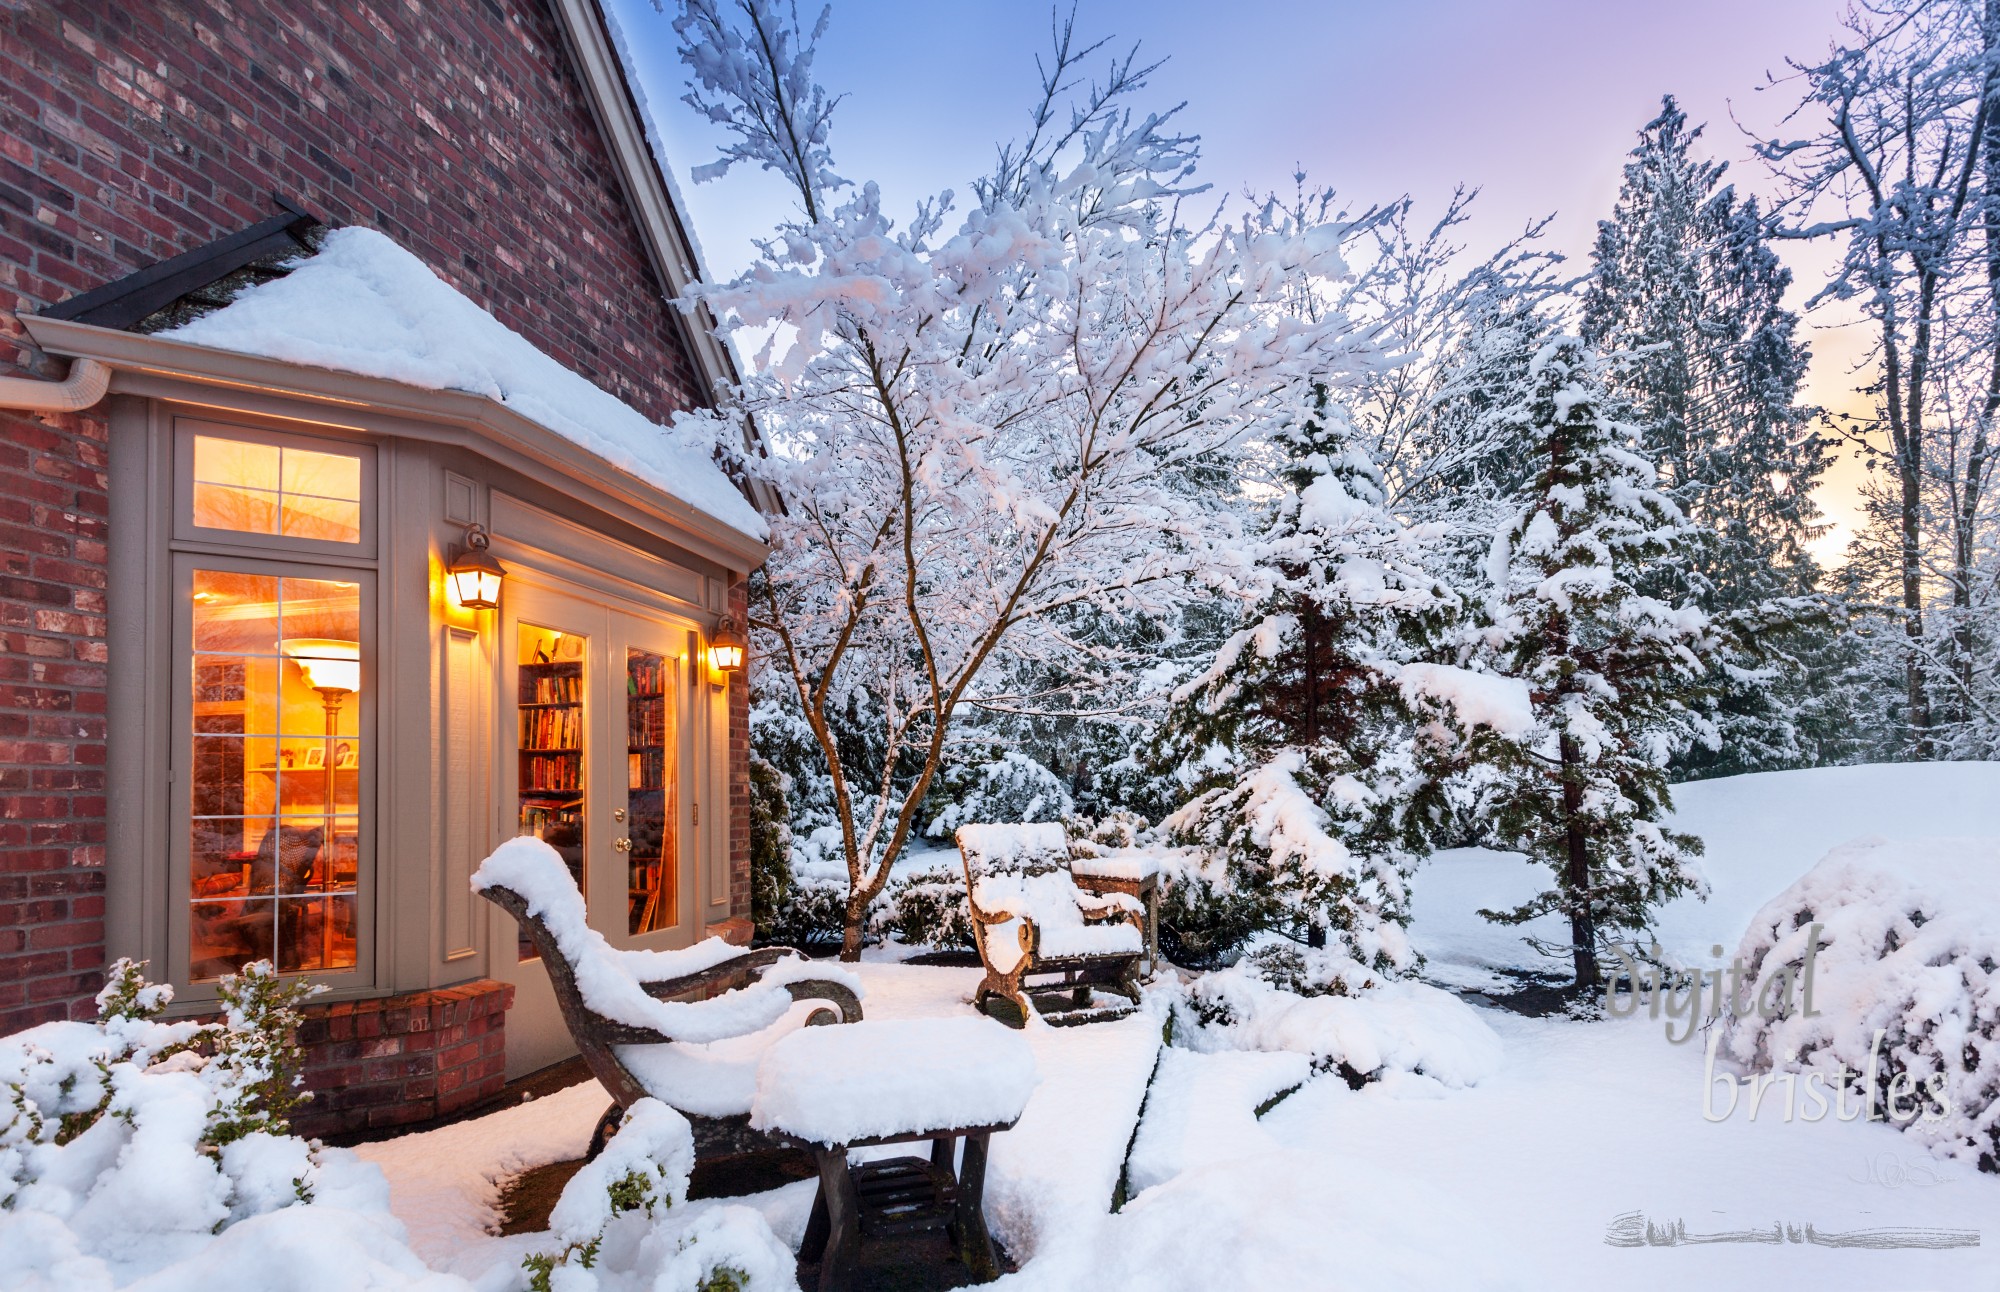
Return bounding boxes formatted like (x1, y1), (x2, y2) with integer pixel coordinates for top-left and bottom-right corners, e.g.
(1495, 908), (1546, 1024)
(1469, 338), (1716, 990)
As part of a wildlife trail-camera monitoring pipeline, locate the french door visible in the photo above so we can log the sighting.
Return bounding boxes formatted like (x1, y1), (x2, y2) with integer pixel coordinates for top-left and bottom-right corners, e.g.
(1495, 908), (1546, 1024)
(497, 581), (697, 1072)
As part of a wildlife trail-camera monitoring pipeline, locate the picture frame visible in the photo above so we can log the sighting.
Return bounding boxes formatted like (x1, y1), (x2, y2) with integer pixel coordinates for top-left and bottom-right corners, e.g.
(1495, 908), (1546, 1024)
(334, 741), (356, 770)
(303, 746), (325, 769)
(555, 633), (584, 661)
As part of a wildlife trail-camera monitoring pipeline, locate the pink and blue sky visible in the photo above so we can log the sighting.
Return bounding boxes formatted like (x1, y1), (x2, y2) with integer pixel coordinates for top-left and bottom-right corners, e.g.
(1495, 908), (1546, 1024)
(612, 0), (1872, 552)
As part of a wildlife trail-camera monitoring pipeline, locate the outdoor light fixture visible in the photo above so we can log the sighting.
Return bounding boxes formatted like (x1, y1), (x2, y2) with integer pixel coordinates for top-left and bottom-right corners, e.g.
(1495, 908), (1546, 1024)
(447, 522), (505, 610)
(708, 615), (747, 676)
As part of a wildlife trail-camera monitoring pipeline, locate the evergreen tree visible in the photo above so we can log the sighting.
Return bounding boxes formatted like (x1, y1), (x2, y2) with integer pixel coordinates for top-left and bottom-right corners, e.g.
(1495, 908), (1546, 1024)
(1159, 401), (1457, 971)
(1583, 97), (1833, 776)
(1473, 339), (1716, 991)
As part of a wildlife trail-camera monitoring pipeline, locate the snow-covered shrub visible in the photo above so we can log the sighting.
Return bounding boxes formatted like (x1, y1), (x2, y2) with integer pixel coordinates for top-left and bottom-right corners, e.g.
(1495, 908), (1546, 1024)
(525, 1097), (794, 1292)
(878, 861), (975, 952)
(747, 753), (794, 944)
(1174, 939), (1503, 1090)
(923, 751), (1075, 840)
(1152, 843), (1269, 970)
(756, 825), (851, 950)
(0, 959), (403, 1287)
(1721, 837), (2000, 1172)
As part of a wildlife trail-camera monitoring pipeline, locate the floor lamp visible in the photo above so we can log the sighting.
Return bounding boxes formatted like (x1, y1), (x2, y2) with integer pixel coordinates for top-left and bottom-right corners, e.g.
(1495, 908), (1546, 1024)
(280, 637), (358, 970)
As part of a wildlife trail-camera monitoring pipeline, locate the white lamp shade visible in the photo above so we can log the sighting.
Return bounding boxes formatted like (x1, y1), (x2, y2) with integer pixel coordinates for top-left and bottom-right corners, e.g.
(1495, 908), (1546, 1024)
(281, 638), (361, 694)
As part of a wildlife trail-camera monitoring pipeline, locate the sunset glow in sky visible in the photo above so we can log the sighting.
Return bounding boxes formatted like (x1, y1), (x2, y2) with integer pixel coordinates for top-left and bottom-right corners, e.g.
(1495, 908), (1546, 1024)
(613, 0), (1875, 555)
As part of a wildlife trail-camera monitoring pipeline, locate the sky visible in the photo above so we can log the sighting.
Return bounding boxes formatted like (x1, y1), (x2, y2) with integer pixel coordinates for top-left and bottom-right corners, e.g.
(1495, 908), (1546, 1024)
(610, 0), (1873, 553)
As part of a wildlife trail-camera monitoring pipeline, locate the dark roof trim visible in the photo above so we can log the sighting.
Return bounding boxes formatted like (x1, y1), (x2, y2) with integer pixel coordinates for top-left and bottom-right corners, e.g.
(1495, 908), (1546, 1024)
(41, 195), (321, 331)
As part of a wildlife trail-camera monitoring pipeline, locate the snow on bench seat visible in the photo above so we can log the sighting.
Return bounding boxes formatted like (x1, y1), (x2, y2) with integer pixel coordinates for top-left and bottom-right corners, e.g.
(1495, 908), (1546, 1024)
(750, 1017), (1038, 1145)
(974, 872), (1143, 973)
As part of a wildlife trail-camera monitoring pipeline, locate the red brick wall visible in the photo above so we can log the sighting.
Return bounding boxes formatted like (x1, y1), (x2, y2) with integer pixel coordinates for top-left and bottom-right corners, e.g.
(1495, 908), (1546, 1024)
(291, 979), (513, 1138)
(0, 0), (716, 1032)
(0, 404), (109, 1029)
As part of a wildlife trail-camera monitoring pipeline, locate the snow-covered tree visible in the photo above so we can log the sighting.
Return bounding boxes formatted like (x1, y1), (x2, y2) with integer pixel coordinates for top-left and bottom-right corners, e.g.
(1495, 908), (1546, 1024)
(1157, 400), (1457, 972)
(1759, 3), (2000, 756)
(665, 2), (1376, 958)
(1470, 339), (1715, 990)
(1584, 97), (1833, 776)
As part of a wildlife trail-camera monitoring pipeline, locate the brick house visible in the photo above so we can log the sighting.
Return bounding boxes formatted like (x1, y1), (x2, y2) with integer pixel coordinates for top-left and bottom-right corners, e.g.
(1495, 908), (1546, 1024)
(0, 0), (765, 1134)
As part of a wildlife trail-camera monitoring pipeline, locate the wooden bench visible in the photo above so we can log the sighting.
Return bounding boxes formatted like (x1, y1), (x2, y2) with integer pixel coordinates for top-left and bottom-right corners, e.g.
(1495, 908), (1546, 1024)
(955, 823), (1146, 1027)
(480, 875), (862, 1164)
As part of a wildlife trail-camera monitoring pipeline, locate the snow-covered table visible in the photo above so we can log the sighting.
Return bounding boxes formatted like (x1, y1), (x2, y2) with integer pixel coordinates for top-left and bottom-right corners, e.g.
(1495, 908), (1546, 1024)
(752, 1017), (1038, 1291)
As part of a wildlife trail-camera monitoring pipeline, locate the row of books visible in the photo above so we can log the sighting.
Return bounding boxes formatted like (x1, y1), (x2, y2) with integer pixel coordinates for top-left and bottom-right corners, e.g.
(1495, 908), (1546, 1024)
(520, 707), (581, 751)
(627, 655), (669, 697)
(627, 749), (670, 791)
(523, 671), (582, 705)
(521, 752), (581, 791)
(627, 700), (669, 748)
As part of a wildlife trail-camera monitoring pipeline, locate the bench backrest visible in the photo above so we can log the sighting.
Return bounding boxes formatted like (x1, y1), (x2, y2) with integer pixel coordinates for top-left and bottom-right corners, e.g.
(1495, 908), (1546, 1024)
(954, 822), (1072, 883)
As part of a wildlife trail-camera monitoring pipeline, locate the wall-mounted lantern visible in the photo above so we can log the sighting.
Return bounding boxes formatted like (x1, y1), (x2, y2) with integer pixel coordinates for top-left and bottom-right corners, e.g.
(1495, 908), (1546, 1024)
(708, 614), (747, 677)
(447, 522), (505, 611)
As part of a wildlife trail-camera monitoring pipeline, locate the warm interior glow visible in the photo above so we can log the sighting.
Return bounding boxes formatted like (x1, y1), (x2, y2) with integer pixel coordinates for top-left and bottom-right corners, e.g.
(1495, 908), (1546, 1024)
(281, 638), (361, 694)
(191, 434), (362, 542)
(707, 641), (745, 673)
(190, 571), (360, 981)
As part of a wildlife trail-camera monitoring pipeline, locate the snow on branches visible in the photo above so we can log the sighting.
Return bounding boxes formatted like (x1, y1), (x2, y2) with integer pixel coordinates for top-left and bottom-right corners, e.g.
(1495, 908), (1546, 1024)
(666, 1), (1377, 956)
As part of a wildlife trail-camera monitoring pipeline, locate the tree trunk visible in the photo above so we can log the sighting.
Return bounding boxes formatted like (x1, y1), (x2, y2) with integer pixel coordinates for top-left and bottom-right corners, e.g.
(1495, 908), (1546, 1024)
(1558, 731), (1600, 990)
(841, 894), (867, 961)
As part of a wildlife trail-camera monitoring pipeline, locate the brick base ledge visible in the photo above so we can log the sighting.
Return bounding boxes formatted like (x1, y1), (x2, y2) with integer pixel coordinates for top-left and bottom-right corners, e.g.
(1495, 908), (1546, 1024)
(291, 979), (514, 1139)
(704, 916), (753, 946)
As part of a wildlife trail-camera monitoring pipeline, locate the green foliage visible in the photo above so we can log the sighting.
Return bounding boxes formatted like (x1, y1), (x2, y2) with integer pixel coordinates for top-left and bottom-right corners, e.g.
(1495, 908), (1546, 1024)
(204, 961), (320, 1146)
(747, 753), (794, 943)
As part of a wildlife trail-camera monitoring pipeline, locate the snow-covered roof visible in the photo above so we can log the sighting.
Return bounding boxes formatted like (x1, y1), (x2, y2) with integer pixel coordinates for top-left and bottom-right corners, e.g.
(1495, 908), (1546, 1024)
(161, 226), (768, 543)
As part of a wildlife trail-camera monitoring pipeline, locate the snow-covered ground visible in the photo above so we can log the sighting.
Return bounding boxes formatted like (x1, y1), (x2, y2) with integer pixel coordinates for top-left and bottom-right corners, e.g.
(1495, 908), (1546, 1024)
(1413, 759), (2000, 985)
(160, 763), (2000, 1289)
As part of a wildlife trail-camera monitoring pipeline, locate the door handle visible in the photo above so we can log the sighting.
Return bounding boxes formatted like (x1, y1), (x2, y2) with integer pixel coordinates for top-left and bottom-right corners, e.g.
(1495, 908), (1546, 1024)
(612, 807), (627, 823)
(613, 837), (631, 852)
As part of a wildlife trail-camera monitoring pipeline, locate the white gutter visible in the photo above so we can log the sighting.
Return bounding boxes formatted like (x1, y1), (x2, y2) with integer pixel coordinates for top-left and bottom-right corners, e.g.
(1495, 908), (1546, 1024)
(0, 356), (111, 413)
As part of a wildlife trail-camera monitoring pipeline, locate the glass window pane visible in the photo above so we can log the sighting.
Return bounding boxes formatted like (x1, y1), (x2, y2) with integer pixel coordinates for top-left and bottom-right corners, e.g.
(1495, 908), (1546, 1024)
(192, 483), (280, 535)
(517, 624), (585, 961)
(280, 447), (361, 500)
(193, 436), (279, 491)
(190, 567), (364, 982)
(190, 435), (362, 543)
(191, 897), (274, 982)
(627, 647), (678, 935)
(280, 494), (362, 543)
(277, 895), (357, 973)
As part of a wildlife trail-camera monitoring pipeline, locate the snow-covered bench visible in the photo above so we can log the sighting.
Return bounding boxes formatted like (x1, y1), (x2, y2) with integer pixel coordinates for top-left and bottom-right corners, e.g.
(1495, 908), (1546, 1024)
(473, 837), (863, 1164)
(956, 822), (1146, 1026)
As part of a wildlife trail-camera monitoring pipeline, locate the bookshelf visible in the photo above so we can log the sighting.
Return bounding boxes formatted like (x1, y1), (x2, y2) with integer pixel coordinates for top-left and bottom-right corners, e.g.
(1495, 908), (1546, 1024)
(625, 650), (675, 934)
(518, 658), (584, 898)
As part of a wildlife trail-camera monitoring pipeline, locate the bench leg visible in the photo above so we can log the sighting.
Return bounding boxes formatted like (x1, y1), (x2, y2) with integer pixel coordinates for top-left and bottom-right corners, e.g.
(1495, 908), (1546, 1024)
(811, 1146), (860, 1292)
(954, 1132), (1001, 1282)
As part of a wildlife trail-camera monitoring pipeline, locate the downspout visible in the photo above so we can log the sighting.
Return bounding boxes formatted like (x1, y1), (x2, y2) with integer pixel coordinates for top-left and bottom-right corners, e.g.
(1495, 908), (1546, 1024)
(0, 357), (112, 413)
